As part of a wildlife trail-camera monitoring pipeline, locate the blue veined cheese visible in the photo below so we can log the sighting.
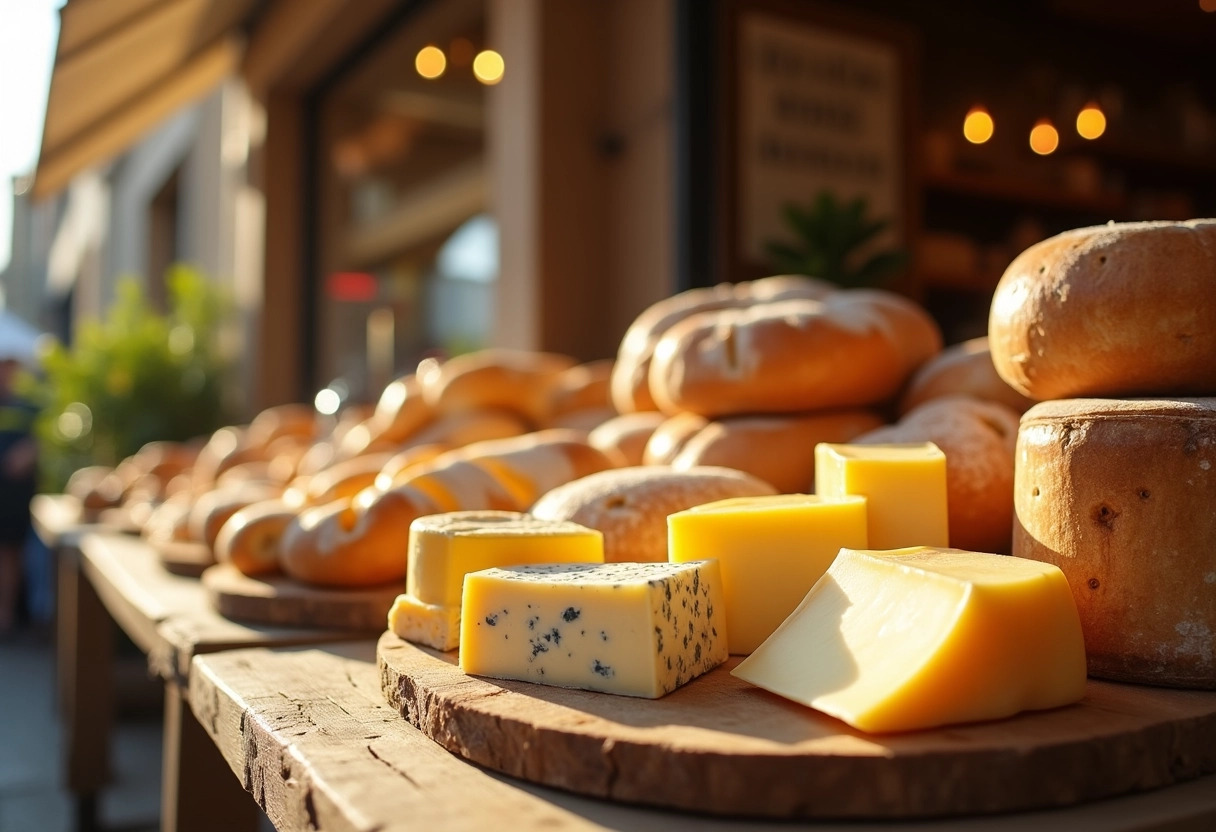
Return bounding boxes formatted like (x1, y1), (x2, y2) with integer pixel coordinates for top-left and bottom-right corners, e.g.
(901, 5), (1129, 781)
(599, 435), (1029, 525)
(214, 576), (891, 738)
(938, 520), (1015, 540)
(387, 593), (462, 651)
(459, 561), (728, 698)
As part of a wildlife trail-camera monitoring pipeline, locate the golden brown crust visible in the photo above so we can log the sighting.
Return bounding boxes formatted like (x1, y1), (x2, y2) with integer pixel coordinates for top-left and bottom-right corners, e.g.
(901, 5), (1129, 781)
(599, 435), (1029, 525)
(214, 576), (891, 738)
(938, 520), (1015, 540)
(421, 348), (577, 426)
(610, 275), (835, 413)
(1013, 396), (1216, 688)
(898, 336), (1036, 416)
(530, 465), (778, 563)
(214, 499), (295, 577)
(856, 395), (1020, 554)
(641, 412), (710, 465)
(368, 374), (435, 444)
(668, 409), (885, 493)
(989, 219), (1216, 400)
(649, 290), (942, 417)
(587, 411), (668, 467)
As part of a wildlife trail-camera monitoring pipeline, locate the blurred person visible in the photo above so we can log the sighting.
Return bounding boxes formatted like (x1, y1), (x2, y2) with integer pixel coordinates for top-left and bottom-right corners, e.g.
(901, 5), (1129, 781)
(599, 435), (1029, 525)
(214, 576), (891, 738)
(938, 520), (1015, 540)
(0, 357), (37, 635)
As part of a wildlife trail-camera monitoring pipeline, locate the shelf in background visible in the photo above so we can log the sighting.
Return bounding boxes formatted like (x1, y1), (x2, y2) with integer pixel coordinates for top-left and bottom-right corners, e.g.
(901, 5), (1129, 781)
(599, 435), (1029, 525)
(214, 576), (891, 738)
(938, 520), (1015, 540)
(923, 170), (1128, 217)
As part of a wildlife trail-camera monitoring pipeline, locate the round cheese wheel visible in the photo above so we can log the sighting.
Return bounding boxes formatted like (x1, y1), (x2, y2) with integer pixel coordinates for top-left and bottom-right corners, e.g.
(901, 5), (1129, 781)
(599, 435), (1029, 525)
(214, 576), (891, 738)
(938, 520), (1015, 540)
(1014, 397), (1216, 689)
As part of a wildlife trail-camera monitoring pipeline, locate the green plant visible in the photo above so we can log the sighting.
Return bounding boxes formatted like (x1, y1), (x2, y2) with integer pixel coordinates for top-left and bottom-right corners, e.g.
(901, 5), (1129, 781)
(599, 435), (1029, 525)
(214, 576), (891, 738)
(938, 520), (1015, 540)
(20, 266), (238, 492)
(764, 191), (908, 289)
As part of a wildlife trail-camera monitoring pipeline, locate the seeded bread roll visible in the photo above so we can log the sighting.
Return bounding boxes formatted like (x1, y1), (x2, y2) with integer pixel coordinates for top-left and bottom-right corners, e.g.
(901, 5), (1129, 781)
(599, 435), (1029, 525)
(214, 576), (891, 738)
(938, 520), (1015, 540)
(530, 466), (778, 563)
(649, 290), (942, 417)
(1014, 397), (1216, 688)
(611, 275), (834, 413)
(988, 219), (1216, 400)
(855, 395), (1020, 554)
(898, 336), (1035, 416)
(667, 409), (885, 494)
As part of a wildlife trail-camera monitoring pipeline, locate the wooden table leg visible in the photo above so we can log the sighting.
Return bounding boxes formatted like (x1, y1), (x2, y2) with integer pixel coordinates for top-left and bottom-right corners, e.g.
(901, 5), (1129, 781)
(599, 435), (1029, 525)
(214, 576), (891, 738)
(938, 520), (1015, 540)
(161, 681), (261, 832)
(58, 545), (114, 831)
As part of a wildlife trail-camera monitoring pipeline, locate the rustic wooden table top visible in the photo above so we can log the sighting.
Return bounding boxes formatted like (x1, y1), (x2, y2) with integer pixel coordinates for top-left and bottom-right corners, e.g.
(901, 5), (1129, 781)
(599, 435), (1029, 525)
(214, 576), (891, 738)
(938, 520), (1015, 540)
(76, 531), (374, 684)
(31, 492), (97, 548)
(190, 641), (1216, 832)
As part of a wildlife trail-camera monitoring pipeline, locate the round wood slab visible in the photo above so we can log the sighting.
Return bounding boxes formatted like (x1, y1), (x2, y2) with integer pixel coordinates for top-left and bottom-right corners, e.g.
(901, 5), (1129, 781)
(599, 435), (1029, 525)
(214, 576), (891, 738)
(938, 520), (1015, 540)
(202, 563), (401, 632)
(154, 539), (216, 577)
(377, 632), (1216, 820)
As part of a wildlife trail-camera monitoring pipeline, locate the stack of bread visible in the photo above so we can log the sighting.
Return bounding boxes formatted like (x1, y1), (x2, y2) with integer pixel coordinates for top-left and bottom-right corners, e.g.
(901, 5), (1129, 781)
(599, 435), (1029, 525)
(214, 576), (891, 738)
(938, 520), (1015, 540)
(988, 218), (1216, 689)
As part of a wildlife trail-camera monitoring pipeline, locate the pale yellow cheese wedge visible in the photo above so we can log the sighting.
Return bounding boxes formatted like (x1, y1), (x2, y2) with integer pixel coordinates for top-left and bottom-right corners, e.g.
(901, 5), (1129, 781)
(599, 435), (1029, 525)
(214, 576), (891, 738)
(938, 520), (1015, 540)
(814, 442), (949, 549)
(460, 561), (728, 698)
(407, 511), (604, 606)
(732, 547), (1087, 733)
(668, 494), (867, 654)
(387, 593), (462, 651)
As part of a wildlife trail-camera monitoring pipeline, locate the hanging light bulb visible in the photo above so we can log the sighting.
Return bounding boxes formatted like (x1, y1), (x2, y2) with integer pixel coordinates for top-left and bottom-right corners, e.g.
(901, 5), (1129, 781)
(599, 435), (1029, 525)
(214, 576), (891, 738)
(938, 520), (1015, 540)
(415, 45), (446, 79)
(1076, 102), (1107, 140)
(963, 105), (994, 144)
(1029, 119), (1059, 155)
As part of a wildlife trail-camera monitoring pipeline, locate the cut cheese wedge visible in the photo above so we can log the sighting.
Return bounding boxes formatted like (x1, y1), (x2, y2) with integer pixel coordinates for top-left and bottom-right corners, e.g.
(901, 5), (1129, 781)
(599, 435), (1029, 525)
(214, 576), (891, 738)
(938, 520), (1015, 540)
(668, 494), (867, 654)
(814, 442), (949, 549)
(732, 547), (1087, 733)
(460, 561), (728, 698)
(387, 593), (462, 651)
(407, 511), (604, 606)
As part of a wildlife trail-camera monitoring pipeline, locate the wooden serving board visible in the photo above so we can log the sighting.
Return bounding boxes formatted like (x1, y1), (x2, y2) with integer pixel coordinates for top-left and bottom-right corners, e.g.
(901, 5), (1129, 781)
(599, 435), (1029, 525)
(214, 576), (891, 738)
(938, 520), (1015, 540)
(203, 563), (401, 632)
(154, 539), (216, 577)
(378, 632), (1216, 820)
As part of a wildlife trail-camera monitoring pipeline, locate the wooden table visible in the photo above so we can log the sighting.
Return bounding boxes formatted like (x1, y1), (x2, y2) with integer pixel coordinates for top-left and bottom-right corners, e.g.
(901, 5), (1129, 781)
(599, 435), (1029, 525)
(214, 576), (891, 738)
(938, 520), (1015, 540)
(61, 531), (383, 832)
(190, 642), (1216, 832)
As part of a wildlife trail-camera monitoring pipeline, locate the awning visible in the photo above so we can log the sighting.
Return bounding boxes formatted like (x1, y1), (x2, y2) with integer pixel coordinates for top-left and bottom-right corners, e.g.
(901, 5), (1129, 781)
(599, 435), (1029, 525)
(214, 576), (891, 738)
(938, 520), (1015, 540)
(31, 0), (260, 200)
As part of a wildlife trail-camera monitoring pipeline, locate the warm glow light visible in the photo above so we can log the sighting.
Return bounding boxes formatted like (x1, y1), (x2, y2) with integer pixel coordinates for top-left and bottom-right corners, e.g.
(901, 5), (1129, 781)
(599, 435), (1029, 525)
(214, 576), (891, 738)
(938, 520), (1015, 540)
(1029, 119), (1059, 155)
(415, 45), (446, 79)
(1201, 0), (1216, 13)
(315, 388), (341, 416)
(1076, 103), (1107, 139)
(473, 50), (505, 85)
(962, 106), (994, 144)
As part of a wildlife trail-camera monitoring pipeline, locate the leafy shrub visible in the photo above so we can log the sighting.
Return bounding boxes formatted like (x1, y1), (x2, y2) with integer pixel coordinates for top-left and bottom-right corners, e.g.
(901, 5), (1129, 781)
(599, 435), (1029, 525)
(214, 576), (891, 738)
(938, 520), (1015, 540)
(21, 266), (238, 492)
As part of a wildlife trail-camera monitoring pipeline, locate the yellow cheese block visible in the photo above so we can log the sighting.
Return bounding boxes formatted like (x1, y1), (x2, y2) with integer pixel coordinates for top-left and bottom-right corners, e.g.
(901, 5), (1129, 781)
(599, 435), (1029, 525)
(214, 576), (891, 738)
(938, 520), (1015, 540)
(407, 511), (604, 606)
(814, 442), (949, 549)
(668, 494), (867, 654)
(732, 547), (1087, 733)
(387, 593), (462, 651)
(460, 560), (728, 698)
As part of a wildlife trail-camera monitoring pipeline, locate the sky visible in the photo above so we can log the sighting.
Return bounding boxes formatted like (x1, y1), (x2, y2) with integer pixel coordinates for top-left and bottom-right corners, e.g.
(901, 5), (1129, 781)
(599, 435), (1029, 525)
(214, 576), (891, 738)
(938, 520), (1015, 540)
(0, 0), (61, 273)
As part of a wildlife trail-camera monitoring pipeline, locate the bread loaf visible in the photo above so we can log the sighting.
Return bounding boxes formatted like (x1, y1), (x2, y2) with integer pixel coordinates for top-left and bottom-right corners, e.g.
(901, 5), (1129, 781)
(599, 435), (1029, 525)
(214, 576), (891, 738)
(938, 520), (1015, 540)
(649, 290), (942, 417)
(421, 348), (577, 425)
(214, 499), (295, 577)
(611, 275), (834, 413)
(530, 466), (778, 563)
(898, 336), (1035, 416)
(856, 396), (1020, 553)
(587, 411), (667, 467)
(989, 219), (1216, 400)
(1014, 397), (1216, 688)
(667, 409), (885, 493)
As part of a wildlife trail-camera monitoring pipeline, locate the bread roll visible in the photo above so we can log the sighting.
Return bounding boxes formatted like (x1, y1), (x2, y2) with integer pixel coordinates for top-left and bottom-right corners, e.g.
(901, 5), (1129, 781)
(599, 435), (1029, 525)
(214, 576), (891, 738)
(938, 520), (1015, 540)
(899, 336), (1035, 416)
(246, 403), (318, 449)
(611, 275), (834, 413)
(669, 409), (885, 493)
(214, 499), (295, 577)
(855, 396), (1020, 554)
(1014, 397), (1216, 688)
(649, 290), (942, 417)
(642, 412), (710, 465)
(368, 374), (434, 444)
(530, 466), (778, 563)
(421, 348), (577, 425)
(587, 411), (667, 467)
(989, 219), (1216, 400)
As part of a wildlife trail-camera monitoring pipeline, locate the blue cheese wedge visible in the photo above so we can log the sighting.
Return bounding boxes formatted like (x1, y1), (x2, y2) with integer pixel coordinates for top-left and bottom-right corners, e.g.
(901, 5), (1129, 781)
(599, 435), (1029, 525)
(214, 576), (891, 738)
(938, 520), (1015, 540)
(459, 561), (728, 698)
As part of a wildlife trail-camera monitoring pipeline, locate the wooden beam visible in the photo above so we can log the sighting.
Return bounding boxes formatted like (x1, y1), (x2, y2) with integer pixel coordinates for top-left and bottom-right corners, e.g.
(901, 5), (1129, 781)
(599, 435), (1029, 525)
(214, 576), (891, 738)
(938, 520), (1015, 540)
(239, 0), (349, 98)
(33, 35), (242, 200)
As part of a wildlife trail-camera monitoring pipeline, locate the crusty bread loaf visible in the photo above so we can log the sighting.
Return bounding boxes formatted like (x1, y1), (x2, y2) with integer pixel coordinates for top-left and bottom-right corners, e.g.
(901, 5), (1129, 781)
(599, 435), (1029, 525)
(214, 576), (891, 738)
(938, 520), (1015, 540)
(989, 219), (1216, 400)
(668, 409), (885, 493)
(587, 411), (667, 467)
(1014, 397), (1216, 688)
(649, 290), (942, 417)
(530, 466), (778, 563)
(855, 395), (1020, 554)
(899, 336), (1035, 416)
(642, 412), (711, 465)
(214, 499), (295, 577)
(421, 348), (577, 425)
(368, 374), (435, 444)
(611, 275), (834, 413)
(246, 403), (318, 449)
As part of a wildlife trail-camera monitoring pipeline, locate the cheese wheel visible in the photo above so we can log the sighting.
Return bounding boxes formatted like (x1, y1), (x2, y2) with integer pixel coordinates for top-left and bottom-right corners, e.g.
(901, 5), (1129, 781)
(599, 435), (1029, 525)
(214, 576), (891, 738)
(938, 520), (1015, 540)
(898, 336), (1035, 416)
(1014, 397), (1216, 688)
(989, 219), (1216, 400)
(855, 396), (1020, 554)
(666, 409), (885, 494)
(649, 290), (942, 417)
(530, 466), (778, 563)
